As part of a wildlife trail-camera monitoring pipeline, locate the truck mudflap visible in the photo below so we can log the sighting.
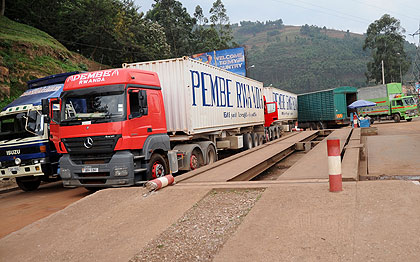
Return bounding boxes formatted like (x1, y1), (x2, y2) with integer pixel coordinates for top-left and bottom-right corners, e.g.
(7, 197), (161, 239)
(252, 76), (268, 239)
(60, 150), (138, 188)
(0, 163), (44, 179)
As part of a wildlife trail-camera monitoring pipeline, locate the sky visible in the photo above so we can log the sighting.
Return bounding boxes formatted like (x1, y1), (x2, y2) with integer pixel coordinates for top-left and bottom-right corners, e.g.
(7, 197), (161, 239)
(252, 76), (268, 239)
(135, 0), (420, 44)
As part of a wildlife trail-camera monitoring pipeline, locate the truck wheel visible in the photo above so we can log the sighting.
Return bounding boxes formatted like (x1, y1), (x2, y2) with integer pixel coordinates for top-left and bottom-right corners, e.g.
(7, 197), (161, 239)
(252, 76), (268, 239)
(258, 134), (264, 145)
(206, 145), (217, 165)
(148, 153), (168, 179)
(252, 133), (258, 146)
(190, 149), (204, 170)
(243, 133), (254, 149)
(317, 122), (324, 130)
(393, 114), (401, 123)
(16, 176), (41, 191)
(406, 118), (412, 122)
(276, 127), (281, 139)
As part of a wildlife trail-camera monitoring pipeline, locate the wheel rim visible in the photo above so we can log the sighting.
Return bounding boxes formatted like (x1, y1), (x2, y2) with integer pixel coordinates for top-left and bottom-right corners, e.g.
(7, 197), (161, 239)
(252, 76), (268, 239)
(190, 154), (199, 169)
(152, 161), (165, 178)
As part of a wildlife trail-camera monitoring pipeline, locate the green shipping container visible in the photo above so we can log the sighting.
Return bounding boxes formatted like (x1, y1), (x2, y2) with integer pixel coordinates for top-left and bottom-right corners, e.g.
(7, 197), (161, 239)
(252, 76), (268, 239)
(298, 86), (358, 124)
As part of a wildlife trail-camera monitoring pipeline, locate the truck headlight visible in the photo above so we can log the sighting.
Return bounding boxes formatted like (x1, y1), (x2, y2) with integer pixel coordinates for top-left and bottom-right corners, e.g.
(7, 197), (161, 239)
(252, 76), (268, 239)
(60, 168), (71, 179)
(114, 167), (128, 177)
(15, 158), (21, 165)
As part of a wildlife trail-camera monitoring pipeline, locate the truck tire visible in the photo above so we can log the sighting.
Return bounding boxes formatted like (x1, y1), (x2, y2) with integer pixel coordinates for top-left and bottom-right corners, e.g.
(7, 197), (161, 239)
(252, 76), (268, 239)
(317, 122), (324, 130)
(252, 133), (259, 146)
(276, 127), (281, 139)
(258, 134), (264, 146)
(16, 176), (41, 191)
(206, 145), (217, 165)
(243, 133), (254, 149)
(148, 153), (168, 179)
(393, 114), (401, 123)
(406, 118), (412, 122)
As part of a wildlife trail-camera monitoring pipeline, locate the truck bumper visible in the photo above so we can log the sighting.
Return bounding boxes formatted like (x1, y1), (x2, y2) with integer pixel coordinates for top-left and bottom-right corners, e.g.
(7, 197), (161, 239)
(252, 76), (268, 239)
(0, 163), (44, 180)
(60, 150), (137, 188)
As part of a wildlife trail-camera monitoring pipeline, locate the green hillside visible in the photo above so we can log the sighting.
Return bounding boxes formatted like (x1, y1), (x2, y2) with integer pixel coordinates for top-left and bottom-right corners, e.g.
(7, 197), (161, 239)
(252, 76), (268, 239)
(0, 16), (105, 108)
(233, 23), (416, 94)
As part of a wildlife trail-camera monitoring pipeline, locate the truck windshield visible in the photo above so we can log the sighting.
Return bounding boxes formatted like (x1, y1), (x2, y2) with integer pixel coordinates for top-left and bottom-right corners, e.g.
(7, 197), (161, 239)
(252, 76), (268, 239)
(62, 91), (125, 123)
(403, 97), (415, 106)
(0, 113), (38, 141)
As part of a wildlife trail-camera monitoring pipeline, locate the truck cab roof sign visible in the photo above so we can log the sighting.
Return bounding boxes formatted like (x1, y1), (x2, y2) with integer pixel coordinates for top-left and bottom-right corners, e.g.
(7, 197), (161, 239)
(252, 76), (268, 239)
(3, 84), (63, 111)
(66, 69), (120, 85)
(64, 68), (161, 90)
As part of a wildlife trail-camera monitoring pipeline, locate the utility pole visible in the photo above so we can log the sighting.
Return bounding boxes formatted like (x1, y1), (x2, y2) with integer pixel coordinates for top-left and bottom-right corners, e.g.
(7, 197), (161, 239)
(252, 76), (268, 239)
(382, 60), (385, 85)
(410, 23), (420, 84)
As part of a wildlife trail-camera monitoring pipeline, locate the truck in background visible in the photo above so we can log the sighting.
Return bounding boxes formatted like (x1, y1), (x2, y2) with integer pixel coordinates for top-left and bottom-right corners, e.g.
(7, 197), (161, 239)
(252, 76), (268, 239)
(297, 86), (358, 129)
(49, 57), (280, 189)
(0, 72), (79, 191)
(357, 83), (418, 123)
(263, 86), (298, 132)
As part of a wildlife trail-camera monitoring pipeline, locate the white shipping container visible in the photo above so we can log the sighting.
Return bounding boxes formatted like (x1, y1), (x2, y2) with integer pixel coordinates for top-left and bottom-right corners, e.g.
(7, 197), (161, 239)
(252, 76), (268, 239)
(263, 86), (298, 121)
(123, 57), (265, 135)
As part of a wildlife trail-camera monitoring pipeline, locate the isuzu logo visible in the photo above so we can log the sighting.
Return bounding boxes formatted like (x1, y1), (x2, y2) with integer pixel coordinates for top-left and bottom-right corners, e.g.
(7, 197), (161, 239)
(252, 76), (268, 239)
(84, 137), (94, 149)
(6, 149), (20, 155)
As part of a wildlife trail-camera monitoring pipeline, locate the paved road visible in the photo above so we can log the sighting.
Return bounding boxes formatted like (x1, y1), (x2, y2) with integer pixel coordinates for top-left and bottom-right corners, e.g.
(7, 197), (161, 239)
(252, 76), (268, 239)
(0, 182), (89, 238)
(366, 117), (420, 177)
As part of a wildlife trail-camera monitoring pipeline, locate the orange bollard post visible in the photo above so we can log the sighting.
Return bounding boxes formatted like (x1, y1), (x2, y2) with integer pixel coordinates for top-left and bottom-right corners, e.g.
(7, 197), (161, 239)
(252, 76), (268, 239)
(353, 114), (358, 128)
(327, 138), (342, 192)
(145, 175), (175, 191)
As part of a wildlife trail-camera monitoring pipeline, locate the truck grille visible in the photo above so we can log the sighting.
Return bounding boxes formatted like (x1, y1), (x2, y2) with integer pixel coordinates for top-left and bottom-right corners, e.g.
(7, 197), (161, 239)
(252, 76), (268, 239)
(62, 135), (121, 155)
(70, 153), (114, 164)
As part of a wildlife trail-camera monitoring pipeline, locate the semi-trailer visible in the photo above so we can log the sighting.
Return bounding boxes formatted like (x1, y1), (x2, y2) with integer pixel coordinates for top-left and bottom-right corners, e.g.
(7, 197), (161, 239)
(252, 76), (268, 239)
(297, 86), (358, 129)
(48, 57), (282, 189)
(0, 72), (79, 191)
(263, 86), (298, 132)
(357, 83), (418, 123)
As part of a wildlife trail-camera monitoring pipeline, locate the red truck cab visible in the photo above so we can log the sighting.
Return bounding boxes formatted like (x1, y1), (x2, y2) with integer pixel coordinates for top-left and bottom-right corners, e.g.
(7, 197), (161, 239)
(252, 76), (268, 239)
(54, 69), (172, 188)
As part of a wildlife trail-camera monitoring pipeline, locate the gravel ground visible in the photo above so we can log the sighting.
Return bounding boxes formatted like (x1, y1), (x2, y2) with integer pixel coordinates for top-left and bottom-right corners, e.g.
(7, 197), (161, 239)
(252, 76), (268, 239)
(0, 178), (16, 190)
(130, 188), (265, 262)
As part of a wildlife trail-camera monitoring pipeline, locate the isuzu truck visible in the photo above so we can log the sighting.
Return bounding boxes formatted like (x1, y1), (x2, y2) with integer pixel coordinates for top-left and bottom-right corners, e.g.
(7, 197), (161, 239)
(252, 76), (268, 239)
(49, 57), (281, 189)
(0, 72), (78, 191)
(357, 83), (418, 123)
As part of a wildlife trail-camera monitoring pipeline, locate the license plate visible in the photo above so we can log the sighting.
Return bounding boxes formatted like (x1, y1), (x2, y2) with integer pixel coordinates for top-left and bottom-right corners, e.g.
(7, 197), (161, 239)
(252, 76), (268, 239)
(82, 167), (99, 173)
(8, 167), (20, 172)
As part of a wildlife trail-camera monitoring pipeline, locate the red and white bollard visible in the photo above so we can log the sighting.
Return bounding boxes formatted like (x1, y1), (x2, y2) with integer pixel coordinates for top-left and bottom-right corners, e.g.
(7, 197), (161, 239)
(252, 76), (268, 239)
(353, 114), (358, 128)
(327, 138), (342, 192)
(145, 175), (175, 191)
(292, 121), (301, 131)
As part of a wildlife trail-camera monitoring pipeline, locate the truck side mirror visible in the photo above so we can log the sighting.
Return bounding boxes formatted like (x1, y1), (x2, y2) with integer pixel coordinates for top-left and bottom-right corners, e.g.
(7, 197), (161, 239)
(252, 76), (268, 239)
(138, 90), (148, 116)
(41, 99), (49, 115)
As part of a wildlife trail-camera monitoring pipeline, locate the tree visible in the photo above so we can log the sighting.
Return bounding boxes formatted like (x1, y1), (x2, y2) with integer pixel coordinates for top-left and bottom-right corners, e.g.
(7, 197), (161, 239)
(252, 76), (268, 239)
(1, 0), (5, 16)
(5, 0), (170, 66)
(363, 14), (410, 84)
(194, 5), (207, 26)
(146, 0), (196, 57)
(209, 0), (233, 47)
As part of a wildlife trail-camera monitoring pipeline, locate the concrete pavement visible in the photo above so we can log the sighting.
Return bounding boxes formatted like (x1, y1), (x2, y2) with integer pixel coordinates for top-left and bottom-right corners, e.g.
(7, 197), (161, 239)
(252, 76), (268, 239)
(214, 180), (420, 262)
